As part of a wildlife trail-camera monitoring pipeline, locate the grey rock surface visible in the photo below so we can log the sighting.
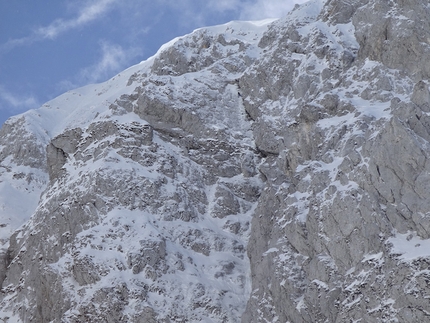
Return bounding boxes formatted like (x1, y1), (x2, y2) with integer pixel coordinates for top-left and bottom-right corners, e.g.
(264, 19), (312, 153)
(241, 0), (430, 322)
(1, 0), (430, 322)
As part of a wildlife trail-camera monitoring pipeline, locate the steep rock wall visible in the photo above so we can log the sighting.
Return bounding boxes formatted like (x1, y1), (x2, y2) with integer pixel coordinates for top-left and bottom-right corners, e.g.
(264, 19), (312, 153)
(1, 0), (430, 322)
(242, 1), (430, 322)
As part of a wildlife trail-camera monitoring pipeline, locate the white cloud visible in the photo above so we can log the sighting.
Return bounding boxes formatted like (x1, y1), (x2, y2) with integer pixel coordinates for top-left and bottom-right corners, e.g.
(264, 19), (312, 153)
(1, 0), (306, 53)
(80, 41), (127, 83)
(36, 0), (117, 40)
(0, 85), (38, 111)
(1, 0), (117, 51)
(207, 0), (241, 12)
(239, 0), (309, 20)
(58, 41), (138, 90)
(162, 0), (308, 28)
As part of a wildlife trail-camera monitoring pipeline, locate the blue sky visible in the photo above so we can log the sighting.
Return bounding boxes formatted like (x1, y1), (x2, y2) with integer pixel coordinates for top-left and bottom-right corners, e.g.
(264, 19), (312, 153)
(0, 0), (306, 125)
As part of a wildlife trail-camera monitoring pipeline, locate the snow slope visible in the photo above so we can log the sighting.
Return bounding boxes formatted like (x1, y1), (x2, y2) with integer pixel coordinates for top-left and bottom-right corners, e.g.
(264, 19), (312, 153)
(2, 0), (430, 322)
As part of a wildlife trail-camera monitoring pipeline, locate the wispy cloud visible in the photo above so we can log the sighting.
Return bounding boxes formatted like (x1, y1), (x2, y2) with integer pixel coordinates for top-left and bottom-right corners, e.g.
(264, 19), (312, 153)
(0, 85), (38, 111)
(1, 0), (117, 51)
(36, 0), (117, 40)
(79, 41), (130, 83)
(207, 0), (241, 12)
(58, 41), (138, 91)
(171, 0), (308, 27)
(2, 0), (304, 52)
(238, 0), (309, 20)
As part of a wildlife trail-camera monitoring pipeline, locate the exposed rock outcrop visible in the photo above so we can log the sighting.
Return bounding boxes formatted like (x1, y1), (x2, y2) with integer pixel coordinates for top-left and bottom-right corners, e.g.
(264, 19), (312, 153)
(1, 0), (430, 322)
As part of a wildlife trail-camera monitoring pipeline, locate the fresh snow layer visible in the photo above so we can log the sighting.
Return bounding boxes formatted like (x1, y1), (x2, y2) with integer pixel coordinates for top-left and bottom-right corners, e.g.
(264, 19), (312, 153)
(388, 231), (430, 261)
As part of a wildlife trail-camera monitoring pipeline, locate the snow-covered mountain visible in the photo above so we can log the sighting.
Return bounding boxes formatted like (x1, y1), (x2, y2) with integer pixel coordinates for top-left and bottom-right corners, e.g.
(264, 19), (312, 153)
(1, 0), (430, 322)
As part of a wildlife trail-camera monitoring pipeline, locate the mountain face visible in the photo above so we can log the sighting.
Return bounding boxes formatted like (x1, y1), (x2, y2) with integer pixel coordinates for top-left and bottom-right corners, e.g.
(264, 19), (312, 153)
(1, 0), (430, 322)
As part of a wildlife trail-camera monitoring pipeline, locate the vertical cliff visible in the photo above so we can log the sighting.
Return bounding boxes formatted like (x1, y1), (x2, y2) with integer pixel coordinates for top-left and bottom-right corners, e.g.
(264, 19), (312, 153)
(1, 0), (430, 322)
(242, 0), (430, 322)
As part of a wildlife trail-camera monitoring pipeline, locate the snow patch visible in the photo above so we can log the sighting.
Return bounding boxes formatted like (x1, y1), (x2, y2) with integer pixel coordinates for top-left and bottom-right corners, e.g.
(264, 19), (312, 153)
(388, 231), (430, 261)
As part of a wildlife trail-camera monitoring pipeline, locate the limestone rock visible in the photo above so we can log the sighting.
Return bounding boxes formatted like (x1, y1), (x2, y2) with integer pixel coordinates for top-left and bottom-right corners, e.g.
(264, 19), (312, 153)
(1, 0), (430, 322)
